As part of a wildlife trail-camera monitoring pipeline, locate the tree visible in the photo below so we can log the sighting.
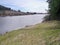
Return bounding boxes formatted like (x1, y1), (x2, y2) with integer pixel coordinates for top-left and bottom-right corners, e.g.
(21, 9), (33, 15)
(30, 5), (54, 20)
(18, 10), (21, 12)
(44, 0), (60, 21)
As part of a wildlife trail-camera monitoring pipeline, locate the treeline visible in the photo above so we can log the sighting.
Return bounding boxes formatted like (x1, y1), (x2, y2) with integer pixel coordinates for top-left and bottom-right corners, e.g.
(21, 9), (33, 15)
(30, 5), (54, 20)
(44, 0), (60, 21)
(0, 5), (11, 10)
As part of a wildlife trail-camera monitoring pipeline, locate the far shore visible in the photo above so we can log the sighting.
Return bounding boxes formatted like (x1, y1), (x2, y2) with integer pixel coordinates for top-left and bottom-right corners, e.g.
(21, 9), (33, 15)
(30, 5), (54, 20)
(0, 13), (37, 17)
(0, 13), (48, 17)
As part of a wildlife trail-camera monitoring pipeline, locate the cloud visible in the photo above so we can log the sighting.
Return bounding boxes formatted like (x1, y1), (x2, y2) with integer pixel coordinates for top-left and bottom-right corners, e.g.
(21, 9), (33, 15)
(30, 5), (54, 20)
(0, 0), (48, 12)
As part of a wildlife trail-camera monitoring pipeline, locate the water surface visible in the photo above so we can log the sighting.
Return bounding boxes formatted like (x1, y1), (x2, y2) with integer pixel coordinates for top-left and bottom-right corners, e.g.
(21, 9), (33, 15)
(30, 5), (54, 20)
(0, 14), (46, 34)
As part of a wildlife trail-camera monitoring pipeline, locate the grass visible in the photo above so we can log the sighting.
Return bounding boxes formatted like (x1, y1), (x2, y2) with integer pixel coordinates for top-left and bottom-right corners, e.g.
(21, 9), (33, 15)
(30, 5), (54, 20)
(0, 21), (60, 45)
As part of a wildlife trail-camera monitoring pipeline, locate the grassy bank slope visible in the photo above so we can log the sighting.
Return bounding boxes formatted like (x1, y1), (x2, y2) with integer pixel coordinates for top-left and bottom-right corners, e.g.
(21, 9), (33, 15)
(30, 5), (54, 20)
(0, 21), (60, 45)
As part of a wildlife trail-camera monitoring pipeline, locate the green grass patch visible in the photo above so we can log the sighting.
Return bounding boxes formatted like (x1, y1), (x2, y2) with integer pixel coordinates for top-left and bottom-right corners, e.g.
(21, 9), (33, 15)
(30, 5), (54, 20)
(0, 21), (60, 45)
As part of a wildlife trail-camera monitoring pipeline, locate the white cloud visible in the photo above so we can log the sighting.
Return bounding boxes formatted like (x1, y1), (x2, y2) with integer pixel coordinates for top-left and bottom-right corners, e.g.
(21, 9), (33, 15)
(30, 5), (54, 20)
(1, 0), (48, 12)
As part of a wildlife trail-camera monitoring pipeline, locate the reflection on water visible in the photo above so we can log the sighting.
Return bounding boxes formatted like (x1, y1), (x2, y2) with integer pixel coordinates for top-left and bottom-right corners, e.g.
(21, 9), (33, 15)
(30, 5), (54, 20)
(0, 14), (46, 34)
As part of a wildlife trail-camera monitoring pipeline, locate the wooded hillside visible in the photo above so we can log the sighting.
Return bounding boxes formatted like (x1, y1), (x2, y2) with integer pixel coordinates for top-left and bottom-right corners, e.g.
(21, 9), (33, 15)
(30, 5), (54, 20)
(0, 5), (11, 10)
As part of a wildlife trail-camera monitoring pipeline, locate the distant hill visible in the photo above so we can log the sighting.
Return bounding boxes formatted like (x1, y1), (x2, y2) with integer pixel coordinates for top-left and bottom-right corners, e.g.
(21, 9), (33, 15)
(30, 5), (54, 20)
(0, 5), (11, 10)
(0, 5), (37, 16)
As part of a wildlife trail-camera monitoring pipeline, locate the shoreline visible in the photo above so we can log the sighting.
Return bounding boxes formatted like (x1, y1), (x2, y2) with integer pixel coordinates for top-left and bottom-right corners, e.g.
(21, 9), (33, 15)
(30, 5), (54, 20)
(0, 14), (35, 17)
(0, 24), (36, 35)
(0, 13), (47, 17)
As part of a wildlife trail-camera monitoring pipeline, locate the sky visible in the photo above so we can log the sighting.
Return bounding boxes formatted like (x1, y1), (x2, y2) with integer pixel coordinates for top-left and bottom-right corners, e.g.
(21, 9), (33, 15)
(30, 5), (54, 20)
(0, 0), (48, 13)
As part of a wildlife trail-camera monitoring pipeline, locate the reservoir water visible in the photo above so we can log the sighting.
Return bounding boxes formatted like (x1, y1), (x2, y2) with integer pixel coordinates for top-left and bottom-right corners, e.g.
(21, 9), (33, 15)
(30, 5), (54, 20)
(0, 14), (46, 34)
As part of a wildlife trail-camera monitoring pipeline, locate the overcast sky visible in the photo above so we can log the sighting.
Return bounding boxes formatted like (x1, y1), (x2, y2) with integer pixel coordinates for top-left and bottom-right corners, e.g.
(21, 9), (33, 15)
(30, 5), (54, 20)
(0, 0), (48, 13)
